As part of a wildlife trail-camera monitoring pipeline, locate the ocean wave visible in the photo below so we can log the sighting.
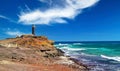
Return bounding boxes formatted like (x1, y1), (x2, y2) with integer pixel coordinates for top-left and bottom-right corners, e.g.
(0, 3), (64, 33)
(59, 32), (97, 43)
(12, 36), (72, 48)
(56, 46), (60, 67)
(101, 55), (120, 62)
(54, 43), (69, 47)
(58, 46), (68, 49)
(58, 46), (100, 52)
(73, 43), (83, 45)
(68, 48), (86, 51)
(60, 46), (86, 51)
(58, 43), (69, 46)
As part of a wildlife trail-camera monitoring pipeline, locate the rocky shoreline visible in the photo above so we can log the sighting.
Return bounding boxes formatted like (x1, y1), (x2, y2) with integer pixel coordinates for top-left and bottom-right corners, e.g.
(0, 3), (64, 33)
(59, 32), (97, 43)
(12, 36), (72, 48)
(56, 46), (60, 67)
(0, 35), (88, 71)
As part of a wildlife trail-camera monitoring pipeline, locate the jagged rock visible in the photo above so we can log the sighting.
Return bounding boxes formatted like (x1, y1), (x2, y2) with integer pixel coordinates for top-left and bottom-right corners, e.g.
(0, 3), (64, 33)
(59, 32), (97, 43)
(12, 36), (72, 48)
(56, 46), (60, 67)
(0, 35), (63, 57)
(0, 35), (87, 71)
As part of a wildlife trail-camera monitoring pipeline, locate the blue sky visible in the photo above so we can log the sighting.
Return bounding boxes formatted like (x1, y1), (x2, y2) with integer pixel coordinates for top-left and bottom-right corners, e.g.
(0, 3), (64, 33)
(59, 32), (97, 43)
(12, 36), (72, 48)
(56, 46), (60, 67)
(0, 0), (120, 41)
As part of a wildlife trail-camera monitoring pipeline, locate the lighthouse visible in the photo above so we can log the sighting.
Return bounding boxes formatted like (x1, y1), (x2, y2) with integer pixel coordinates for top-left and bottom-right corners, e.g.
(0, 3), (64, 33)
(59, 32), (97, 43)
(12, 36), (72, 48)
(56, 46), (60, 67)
(32, 24), (35, 35)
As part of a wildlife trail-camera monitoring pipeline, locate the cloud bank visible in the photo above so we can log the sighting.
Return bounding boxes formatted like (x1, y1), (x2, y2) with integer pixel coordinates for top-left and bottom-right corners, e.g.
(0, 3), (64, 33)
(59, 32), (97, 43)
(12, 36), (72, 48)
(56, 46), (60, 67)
(19, 0), (99, 25)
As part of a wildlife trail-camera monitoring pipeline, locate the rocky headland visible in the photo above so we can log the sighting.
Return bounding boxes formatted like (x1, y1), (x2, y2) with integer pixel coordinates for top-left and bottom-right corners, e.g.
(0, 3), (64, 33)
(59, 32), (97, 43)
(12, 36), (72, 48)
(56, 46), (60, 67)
(0, 35), (88, 71)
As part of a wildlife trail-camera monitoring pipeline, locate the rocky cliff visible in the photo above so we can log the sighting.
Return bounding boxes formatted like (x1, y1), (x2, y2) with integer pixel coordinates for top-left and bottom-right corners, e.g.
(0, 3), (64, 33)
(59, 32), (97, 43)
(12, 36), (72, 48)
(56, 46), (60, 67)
(0, 35), (87, 71)
(0, 35), (63, 57)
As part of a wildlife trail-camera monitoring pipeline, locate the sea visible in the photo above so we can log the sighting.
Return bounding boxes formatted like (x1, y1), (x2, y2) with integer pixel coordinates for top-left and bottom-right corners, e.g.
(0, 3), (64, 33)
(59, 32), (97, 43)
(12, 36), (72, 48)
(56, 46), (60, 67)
(54, 41), (120, 71)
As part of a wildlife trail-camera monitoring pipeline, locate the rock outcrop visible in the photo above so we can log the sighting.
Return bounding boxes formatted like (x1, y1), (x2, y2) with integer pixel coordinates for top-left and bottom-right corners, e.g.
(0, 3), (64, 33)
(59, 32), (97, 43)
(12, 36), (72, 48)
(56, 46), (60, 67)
(0, 35), (63, 57)
(0, 35), (87, 71)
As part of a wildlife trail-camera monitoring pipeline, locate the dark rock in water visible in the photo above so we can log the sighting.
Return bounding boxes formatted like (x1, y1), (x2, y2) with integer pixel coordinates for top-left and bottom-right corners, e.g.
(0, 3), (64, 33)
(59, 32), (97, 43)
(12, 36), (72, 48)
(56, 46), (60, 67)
(56, 48), (64, 56)
(70, 58), (89, 70)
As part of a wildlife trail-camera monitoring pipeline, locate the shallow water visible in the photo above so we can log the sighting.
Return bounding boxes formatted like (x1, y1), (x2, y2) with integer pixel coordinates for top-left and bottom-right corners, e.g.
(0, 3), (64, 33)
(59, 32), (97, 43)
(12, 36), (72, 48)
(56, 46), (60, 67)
(55, 41), (120, 71)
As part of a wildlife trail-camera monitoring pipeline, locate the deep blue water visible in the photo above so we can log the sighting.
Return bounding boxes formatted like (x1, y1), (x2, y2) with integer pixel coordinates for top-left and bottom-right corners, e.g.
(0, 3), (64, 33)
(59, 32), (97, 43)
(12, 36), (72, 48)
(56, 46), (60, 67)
(54, 41), (120, 71)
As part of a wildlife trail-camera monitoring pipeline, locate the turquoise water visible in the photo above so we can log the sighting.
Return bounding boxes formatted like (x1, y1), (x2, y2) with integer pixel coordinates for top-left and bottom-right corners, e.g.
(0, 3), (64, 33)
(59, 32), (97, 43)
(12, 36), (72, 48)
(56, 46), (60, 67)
(55, 42), (120, 71)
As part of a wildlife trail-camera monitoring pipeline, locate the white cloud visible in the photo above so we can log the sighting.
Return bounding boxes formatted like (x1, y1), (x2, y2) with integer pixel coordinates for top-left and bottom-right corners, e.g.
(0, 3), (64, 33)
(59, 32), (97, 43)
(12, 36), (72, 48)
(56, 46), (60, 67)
(6, 30), (25, 36)
(19, 0), (99, 25)
(0, 15), (16, 23)
(0, 15), (8, 19)
(39, 0), (52, 5)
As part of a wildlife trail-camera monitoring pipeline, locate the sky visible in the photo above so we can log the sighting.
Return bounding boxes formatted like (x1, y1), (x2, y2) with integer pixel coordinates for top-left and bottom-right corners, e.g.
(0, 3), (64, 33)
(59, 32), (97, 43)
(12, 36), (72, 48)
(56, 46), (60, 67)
(0, 0), (120, 41)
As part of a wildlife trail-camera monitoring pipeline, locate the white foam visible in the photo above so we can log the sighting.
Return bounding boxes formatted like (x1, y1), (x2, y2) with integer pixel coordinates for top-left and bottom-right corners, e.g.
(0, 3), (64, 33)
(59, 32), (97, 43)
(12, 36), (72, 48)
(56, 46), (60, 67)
(101, 55), (120, 62)
(60, 46), (86, 51)
(73, 43), (83, 45)
(59, 46), (68, 49)
(67, 48), (86, 51)
(58, 43), (69, 46)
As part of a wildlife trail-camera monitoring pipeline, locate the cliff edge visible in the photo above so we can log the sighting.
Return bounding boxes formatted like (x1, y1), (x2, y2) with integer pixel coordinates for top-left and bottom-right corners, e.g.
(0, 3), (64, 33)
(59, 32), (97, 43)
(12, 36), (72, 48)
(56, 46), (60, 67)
(0, 35), (63, 57)
(0, 35), (87, 71)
